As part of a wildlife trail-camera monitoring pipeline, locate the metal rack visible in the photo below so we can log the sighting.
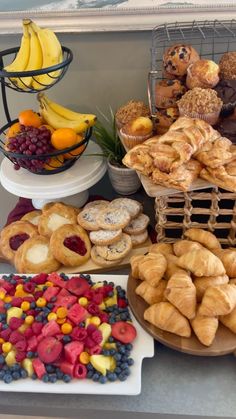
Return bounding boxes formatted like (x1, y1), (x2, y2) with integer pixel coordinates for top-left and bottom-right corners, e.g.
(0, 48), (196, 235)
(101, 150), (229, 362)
(148, 19), (236, 117)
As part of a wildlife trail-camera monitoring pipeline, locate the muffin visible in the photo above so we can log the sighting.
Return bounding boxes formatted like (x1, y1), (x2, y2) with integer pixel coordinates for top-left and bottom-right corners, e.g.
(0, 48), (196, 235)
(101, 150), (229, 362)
(214, 79), (236, 116)
(155, 79), (186, 109)
(119, 116), (153, 149)
(186, 59), (220, 89)
(154, 107), (179, 134)
(163, 44), (200, 78)
(219, 52), (236, 80)
(177, 87), (223, 125)
(115, 100), (150, 130)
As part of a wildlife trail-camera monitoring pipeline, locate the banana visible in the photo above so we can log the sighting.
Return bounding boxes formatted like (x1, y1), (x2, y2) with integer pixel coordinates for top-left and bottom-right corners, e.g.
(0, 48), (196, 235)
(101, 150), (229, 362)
(30, 22), (63, 90)
(4, 19), (31, 73)
(38, 93), (97, 127)
(39, 97), (90, 133)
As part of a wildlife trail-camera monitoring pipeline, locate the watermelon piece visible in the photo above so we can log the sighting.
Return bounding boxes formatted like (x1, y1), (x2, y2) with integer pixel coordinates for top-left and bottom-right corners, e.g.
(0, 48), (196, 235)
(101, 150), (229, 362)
(64, 341), (84, 365)
(67, 304), (88, 325)
(60, 361), (74, 377)
(37, 337), (63, 364)
(32, 358), (46, 379)
(36, 333), (44, 343)
(43, 286), (60, 302)
(66, 277), (90, 296)
(54, 295), (77, 309)
(27, 335), (38, 352)
(42, 320), (60, 337)
(57, 288), (70, 298)
(33, 273), (48, 285)
(47, 273), (66, 288)
(32, 322), (44, 336)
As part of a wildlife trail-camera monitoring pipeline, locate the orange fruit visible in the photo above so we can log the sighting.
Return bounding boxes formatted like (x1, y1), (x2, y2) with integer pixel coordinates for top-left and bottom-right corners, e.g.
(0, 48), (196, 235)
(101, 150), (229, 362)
(6, 122), (21, 138)
(18, 109), (42, 128)
(40, 124), (55, 135)
(51, 128), (77, 151)
(64, 134), (86, 159)
(44, 155), (64, 170)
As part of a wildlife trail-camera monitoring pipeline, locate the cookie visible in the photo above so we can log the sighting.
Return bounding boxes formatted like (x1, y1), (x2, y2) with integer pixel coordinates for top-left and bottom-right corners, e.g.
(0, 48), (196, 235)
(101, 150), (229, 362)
(77, 207), (101, 231)
(96, 208), (131, 231)
(96, 233), (132, 261)
(21, 210), (42, 226)
(38, 203), (78, 238)
(108, 198), (143, 219)
(124, 213), (149, 235)
(89, 229), (122, 246)
(0, 221), (38, 262)
(129, 230), (148, 247)
(83, 200), (109, 210)
(91, 246), (122, 267)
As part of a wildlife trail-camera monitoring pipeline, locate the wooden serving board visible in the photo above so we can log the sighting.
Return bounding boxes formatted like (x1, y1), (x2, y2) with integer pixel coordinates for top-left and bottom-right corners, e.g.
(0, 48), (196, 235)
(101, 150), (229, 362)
(127, 274), (236, 356)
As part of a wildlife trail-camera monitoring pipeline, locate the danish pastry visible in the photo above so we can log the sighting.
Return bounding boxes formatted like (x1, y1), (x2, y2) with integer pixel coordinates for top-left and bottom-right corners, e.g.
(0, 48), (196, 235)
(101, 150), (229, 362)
(91, 246), (122, 267)
(95, 233), (132, 261)
(21, 210), (42, 226)
(0, 221), (38, 262)
(108, 198), (143, 219)
(77, 207), (101, 231)
(96, 208), (131, 231)
(50, 224), (91, 267)
(14, 235), (60, 274)
(38, 202), (78, 238)
(89, 229), (122, 246)
(123, 213), (149, 235)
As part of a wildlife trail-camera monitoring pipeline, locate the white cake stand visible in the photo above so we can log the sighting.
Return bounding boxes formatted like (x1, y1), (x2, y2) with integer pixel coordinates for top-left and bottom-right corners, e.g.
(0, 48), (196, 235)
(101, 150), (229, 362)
(0, 141), (107, 209)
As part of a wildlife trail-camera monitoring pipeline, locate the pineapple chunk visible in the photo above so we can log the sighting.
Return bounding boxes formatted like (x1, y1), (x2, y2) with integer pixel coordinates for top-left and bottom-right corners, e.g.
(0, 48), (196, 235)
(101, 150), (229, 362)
(7, 307), (23, 324)
(92, 282), (104, 289)
(22, 358), (34, 377)
(98, 323), (111, 346)
(90, 355), (112, 376)
(105, 294), (117, 307)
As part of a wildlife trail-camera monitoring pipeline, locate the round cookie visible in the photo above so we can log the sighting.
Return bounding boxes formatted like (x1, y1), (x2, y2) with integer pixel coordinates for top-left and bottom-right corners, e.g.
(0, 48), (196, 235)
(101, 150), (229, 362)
(50, 224), (91, 267)
(108, 198), (142, 219)
(163, 44), (200, 77)
(77, 207), (102, 231)
(129, 230), (148, 247)
(21, 210), (42, 226)
(96, 208), (131, 231)
(91, 246), (122, 267)
(89, 229), (122, 246)
(0, 220), (38, 262)
(124, 213), (150, 235)
(38, 202), (78, 238)
(83, 200), (109, 210)
(14, 235), (61, 274)
(96, 233), (132, 261)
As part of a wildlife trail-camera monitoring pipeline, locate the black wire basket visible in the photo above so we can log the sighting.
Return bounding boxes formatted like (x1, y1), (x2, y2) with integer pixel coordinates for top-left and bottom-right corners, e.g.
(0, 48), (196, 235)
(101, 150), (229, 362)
(0, 46), (73, 93)
(0, 119), (92, 175)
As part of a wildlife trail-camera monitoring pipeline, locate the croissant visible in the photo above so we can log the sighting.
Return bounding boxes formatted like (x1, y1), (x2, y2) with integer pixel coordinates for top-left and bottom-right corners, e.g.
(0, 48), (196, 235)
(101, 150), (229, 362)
(177, 248), (225, 277)
(191, 312), (218, 346)
(164, 271), (197, 319)
(212, 249), (236, 278)
(194, 274), (229, 301)
(138, 253), (167, 287)
(135, 280), (167, 305)
(173, 239), (203, 257)
(184, 228), (221, 250)
(220, 306), (236, 333)
(199, 284), (236, 316)
(130, 255), (145, 279)
(148, 242), (173, 256)
(144, 301), (191, 338)
(165, 254), (187, 280)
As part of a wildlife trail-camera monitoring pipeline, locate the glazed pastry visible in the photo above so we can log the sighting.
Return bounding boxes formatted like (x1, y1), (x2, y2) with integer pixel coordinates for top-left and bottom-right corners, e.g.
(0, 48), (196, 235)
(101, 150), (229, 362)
(200, 165), (236, 193)
(138, 253), (167, 287)
(155, 79), (186, 109)
(135, 279), (167, 305)
(144, 301), (191, 338)
(122, 144), (154, 176)
(194, 274), (229, 302)
(177, 248), (226, 277)
(14, 235), (60, 274)
(130, 254), (145, 279)
(199, 284), (236, 317)
(163, 44), (199, 78)
(21, 210), (42, 226)
(186, 59), (220, 89)
(89, 229), (122, 246)
(148, 242), (173, 256)
(77, 207), (101, 231)
(194, 137), (233, 169)
(95, 233), (132, 261)
(50, 224), (91, 267)
(191, 312), (219, 347)
(108, 198), (142, 219)
(129, 230), (148, 247)
(38, 202), (77, 238)
(151, 143), (179, 173)
(219, 52), (236, 80)
(0, 221), (38, 262)
(96, 208), (131, 231)
(119, 116), (153, 150)
(154, 107), (179, 135)
(164, 271), (197, 320)
(212, 248), (236, 278)
(83, 200), (109, 210)
(90, 246), (122, 267)
(123, 213), (150, 235)
(173, 240), (203, 257)
(184, 228), (221, 250)
(220, 306), (236, 333)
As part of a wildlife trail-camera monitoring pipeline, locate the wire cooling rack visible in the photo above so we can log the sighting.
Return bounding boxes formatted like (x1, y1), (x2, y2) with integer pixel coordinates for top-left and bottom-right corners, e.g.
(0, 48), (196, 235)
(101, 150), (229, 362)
(148, 19), (236, 116)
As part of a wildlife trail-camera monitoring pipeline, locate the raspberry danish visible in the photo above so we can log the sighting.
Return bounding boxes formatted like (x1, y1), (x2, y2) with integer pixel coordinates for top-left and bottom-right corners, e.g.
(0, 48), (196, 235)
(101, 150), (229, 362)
(0, 221), (38, 262)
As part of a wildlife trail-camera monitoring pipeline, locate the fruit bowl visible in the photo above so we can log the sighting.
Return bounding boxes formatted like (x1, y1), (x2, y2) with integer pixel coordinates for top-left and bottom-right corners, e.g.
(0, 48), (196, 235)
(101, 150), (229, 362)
(0, 46), (73, 93)
(0, 119), (92, 175)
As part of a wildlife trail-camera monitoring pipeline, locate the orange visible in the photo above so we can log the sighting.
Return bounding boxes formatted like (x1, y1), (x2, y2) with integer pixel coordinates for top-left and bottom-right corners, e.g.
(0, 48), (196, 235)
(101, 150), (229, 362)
(44, 155), (64, 170)
(6, 122), (21, 138)
(18, 109), (42, 128)
(64, 134), (86, 159)
(51, 128), (77, 150)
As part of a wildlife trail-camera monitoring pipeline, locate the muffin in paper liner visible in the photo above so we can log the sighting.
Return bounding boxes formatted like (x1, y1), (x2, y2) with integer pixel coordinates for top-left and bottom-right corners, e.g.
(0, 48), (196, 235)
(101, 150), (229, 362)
(118, 129), (152, 150)
(178, 105), (221, 126)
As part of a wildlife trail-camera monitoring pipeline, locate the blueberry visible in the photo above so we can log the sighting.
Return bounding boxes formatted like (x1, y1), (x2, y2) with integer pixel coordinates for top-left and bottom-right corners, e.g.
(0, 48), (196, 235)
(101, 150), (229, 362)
(108, 282), (114, 287)
(119, 346), (126, 354)
(107, 372), (117, 382)
(56, 369), (64, 380)
(10, 279), (17, 285)
(3, 365), (9, 371)
(87, 363), (94, 371)
(92, 373), (100, 382)
(42, 374), (50, 383)
(127, 358), (134, 366)
(4, 374), (13, 384)
(46, 365), (55, 373)
(2, 324), (8, 330)
(62, 336), (71, 343)
(86, 370), (94, 379)
(50, 297), (56, 303)
(120, 313), (127, 321)
(107, 291), (114, 297)
(4, 303), (11, 310)
(108, 337), (114, 343)
(0, 370), (5, 379)
(126, 344), (133, 351)
(0, 355), (5, 364)
(99, 376), (108, 384)
(11, 363), (21, 371)
(114, 353), (122, 361)
(114, 367), (121, 374)
(116, 286), (122, 292)
(12, 371), (21, 380)
(109, 349), (116, 356)
(60, 273), (69, 281)
(27, 351), (34, 359)
(31, 373), (37, 380)
(79, 322), (85, 328)
(118, 373), (127, 382)
(120, 362), (129, 370)
(20, 369), (28, 378)
(35, 315), (43, 322)
(21, 313), (27, 319)
(123, 368), (131, 376)
(102, 350), (110, 356)
(63, 374), (72, 383)
(30, 302), (36, 309)
(49, 374), (57, 383)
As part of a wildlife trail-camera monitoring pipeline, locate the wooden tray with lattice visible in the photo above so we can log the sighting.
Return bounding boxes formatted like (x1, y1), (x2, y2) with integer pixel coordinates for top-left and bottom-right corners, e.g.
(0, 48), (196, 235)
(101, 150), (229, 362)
(154, 187), (236, 246)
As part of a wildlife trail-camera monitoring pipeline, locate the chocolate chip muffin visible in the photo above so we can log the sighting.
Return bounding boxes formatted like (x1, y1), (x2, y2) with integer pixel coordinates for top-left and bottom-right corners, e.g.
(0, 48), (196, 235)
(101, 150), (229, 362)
(155, 79), (186, 109)
(163, 44), (200, 78)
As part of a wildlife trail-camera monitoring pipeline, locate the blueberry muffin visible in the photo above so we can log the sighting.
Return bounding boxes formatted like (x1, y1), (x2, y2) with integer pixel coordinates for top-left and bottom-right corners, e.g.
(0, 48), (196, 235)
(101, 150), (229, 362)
(163, 44), (200, 78)
(155, 79), (186, 109)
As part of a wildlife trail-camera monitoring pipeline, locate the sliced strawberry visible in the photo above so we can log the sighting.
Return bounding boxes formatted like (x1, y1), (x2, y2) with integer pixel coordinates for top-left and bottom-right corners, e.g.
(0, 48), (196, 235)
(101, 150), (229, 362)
(67, 304), (88, 325)
(66, 276), (90, 297)
(37, 337), (63, 364)
(42, 320), (60, 337)
(64, 341), (84, 365)
(32, 358), (46, 379)
(74, 363), (87, 379)
(111, 321), (137, 344)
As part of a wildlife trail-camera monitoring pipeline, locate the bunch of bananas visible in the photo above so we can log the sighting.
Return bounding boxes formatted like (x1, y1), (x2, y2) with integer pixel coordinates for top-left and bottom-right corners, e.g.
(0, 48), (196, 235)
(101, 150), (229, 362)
(38, 93), (97, 134)
(4, 19), (62, 90)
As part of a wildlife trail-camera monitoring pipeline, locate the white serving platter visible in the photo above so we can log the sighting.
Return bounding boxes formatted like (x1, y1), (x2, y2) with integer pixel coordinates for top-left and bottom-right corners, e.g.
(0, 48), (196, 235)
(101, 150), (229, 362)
(0, 274), (154, 395)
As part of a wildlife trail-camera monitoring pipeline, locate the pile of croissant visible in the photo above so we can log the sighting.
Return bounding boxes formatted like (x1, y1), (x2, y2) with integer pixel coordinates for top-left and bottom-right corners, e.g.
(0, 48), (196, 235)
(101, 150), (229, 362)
(123, 116), (236, 192)
(130, 228), (236, 347)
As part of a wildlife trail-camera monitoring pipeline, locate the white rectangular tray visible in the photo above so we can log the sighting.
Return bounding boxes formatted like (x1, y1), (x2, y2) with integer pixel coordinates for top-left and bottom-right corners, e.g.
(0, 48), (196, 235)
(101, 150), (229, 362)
(0, 274), (154, 395)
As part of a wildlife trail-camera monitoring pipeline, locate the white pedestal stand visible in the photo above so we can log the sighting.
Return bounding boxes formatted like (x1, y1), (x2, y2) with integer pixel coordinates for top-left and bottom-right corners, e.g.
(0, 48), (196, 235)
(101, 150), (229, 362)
(0, 142), (107, 209)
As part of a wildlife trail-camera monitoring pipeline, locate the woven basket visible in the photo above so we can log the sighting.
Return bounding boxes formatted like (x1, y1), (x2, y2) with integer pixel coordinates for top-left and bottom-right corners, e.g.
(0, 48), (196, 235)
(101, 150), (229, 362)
(155, 187), (236, 246)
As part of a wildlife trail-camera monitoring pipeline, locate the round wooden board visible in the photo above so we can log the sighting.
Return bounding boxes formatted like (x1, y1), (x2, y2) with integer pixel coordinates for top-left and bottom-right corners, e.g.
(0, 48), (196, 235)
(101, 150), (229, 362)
(127, 274), (236, 356)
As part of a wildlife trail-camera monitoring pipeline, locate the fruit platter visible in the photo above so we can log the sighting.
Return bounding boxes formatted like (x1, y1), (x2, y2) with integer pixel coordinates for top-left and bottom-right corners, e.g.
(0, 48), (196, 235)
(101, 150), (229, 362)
(0, 273), (153, 395)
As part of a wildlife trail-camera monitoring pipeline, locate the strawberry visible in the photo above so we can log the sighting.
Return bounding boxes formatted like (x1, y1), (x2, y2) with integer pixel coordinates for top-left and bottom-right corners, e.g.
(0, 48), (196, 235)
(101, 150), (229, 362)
(37, 337), (63, 364)
(111, 321), (137, 344)
(66, 277), (90, 297)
